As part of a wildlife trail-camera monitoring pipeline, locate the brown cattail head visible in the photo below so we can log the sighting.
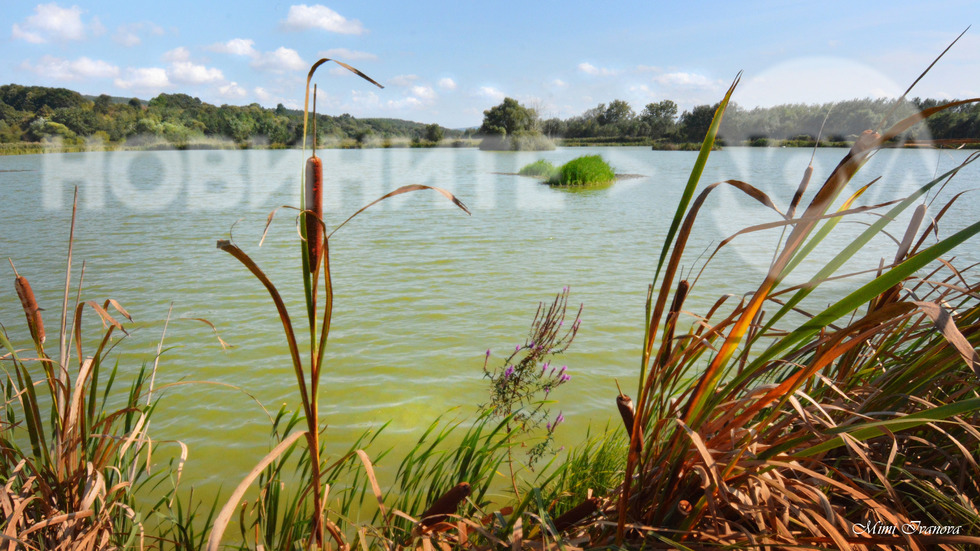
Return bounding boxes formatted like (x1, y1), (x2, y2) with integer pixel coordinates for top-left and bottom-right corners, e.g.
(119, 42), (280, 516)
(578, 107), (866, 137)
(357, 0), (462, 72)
(14, 273), (45, 345)
(552, 496), (600, 533)
(616, 392), (642, 453)
(305, 155), (323, 272)
(419, 482), (470, 528)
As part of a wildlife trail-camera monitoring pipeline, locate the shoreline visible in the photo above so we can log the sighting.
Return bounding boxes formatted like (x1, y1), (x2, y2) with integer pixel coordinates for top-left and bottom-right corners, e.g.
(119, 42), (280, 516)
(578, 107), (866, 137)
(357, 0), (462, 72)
(2, 139), (976, 157)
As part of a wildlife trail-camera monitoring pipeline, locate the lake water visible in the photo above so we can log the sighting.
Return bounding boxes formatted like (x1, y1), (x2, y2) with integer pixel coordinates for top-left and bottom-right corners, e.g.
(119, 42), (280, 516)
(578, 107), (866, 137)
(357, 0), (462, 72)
(2, 145), (978, 504)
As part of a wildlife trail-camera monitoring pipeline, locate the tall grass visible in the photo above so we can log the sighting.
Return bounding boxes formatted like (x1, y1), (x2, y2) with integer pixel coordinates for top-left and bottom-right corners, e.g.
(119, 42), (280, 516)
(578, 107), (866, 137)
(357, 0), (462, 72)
(599, 49), (980, 547)
(0, 191), (182, 549)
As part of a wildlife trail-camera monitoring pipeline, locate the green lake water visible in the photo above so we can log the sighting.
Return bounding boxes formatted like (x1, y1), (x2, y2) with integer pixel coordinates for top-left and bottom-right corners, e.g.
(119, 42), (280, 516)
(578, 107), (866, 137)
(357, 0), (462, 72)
(2, 145), (978, 509)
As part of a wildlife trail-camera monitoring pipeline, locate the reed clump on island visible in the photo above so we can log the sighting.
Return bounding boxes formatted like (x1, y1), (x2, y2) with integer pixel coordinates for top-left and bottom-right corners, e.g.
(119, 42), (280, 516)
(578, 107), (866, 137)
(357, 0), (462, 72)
(518, 155), (616, 187)
(5, 41), (980, 550)
(546, 155), (615, 186)
(517, 159), (559, 179)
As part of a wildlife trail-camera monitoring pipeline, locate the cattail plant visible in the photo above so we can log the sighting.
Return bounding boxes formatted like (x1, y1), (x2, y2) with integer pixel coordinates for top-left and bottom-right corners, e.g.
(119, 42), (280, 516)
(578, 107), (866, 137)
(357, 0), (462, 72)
(604, 30), (980, 549)
(210, 58), (470, 551)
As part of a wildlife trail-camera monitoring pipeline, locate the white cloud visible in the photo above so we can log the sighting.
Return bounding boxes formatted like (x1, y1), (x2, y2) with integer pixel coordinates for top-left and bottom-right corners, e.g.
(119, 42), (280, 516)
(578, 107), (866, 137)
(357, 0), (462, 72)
(438, 77), (456, 91)
(218, 81), (247, 99)
(478, 86), (505, 102)
(114, 28), (140, 47)
(12, 24), (45, 44)
(209, 38), (257, 57)
(282, 4), (365, 35)
(411, 85), (436, 101)
(71, 56), (119, 78)
(389, 74), (419, 87)
(115, 67), (172, 91)
(11, 3), (97, 43)
(553, 79), (567, 88)
(22, 55), (119, 80)
(386, 96), (423, 110)
(319, 47), (376, 61)
(169, 61), (223, 84)
(578, 62), (618, 76)
(163, 47), (191, 63)
(251, 47), (306, 73)
(114, 21), (165, 47)
(653, 72), (714, 87)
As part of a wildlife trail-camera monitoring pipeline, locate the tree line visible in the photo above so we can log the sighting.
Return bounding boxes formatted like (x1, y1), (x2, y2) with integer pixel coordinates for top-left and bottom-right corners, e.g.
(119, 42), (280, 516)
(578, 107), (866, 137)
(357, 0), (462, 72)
(3, 83), (976, 150)
(0, 84), (462, 148)
(490, 96), (979, 145)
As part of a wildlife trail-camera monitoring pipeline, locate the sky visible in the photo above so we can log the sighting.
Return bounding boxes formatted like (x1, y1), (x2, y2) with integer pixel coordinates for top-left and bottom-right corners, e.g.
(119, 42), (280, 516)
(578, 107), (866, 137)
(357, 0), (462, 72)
(4, 0), (980, 128)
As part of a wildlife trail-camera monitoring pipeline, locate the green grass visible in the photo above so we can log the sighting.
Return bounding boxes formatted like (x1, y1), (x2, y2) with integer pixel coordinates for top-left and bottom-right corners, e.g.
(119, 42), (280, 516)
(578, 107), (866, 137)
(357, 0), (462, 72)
(546, 155), (615, 186)
(518, 159), (559, 178)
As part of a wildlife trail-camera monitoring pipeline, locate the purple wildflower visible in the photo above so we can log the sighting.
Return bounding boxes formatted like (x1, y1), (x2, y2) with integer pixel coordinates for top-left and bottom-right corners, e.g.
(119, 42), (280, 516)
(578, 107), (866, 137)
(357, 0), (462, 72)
(504, 365), (514, 379)
(486, 349), (491, 357)
(516, 344), (520, 352)
(560, 374), (571, 383)
(559, 365), (566, 375)
(555, 412), (564, 426)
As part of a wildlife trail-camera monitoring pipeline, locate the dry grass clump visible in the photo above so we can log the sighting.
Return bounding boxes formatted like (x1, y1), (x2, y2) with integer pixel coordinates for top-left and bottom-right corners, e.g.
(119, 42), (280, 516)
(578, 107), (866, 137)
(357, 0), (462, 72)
(1, 192), (173, 550)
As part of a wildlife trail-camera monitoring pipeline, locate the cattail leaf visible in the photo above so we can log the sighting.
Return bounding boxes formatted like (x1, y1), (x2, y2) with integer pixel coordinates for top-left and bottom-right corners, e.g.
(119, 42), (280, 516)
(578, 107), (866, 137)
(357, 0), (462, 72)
(206, 430), (307, 551)
(914, 301), (980, 378)
(215, 240), (310, 421)
(355, 450), (387, 518)
(328, 184), (471, 239)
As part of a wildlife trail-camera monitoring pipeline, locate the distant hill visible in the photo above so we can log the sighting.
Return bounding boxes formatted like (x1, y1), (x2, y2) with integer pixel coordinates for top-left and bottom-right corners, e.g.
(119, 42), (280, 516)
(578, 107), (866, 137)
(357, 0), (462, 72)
(1, 83), (473, 148)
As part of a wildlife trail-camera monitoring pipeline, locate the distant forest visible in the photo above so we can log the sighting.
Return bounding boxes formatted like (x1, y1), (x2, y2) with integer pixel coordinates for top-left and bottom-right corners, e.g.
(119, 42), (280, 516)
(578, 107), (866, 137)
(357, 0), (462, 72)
(0, 84), (465, 148)
(1, 83), (977, 150)
(539, 97), (980, 145)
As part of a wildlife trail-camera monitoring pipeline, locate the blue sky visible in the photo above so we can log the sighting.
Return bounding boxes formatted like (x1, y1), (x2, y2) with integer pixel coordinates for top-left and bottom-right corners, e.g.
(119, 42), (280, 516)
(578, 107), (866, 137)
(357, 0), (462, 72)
(4, 1), (979, 127)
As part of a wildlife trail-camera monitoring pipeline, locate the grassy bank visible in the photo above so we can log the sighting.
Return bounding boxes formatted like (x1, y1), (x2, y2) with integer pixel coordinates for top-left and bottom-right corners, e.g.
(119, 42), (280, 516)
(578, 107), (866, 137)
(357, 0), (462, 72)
(0, 137), (484, 156)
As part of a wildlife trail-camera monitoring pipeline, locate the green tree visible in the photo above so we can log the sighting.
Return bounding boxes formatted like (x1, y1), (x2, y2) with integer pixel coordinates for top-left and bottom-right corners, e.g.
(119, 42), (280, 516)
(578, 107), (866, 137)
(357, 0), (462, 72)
(479, 97), (537, 136)
(641, 100), (678, 139)
(598, 99), (635, 126)
(93, 94), (112, 115)
(424, 123), (444, 143)
(680, 104), (717, 142)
